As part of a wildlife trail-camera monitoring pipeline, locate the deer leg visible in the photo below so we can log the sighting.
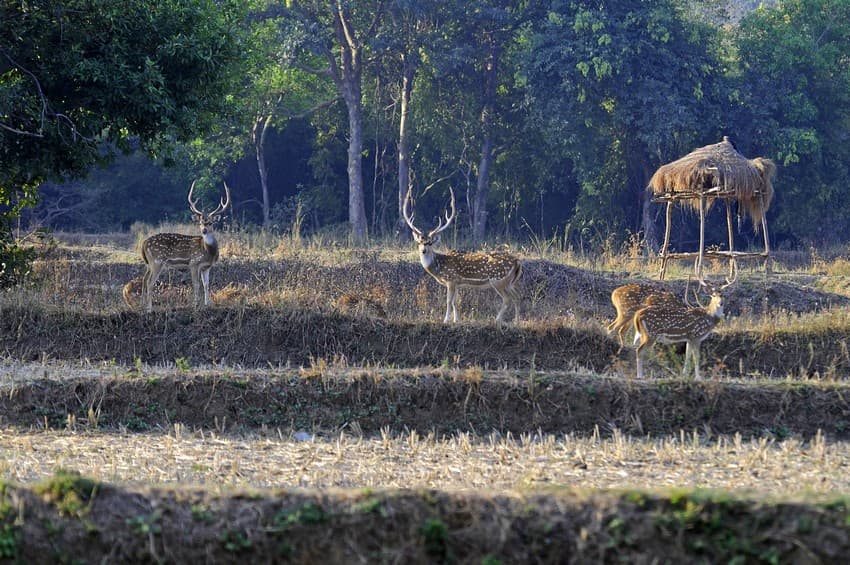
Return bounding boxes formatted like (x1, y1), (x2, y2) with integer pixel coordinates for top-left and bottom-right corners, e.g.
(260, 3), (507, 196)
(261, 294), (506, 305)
(683, 341), (693, 378)
(635, 342), (646, 379)
(444, 284), (455, 323)
(508, 285), (520, 322)
(615, 318), (629, 347)
(691, 341), (702, 381)
(201, 267), (211, 306)
(143, 263), (162, 313)
(607, 315), (625, 346)
(190, 265), (201, 306)
(635, 335), (651, 379)
(493, 284), (510, 323)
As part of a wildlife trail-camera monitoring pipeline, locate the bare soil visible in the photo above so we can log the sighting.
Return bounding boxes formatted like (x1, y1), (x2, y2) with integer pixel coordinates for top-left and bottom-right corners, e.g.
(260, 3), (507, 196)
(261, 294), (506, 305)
(2, 369), (850, 439)
(3, 473), (850, 564)
(3, 247), (850, 562)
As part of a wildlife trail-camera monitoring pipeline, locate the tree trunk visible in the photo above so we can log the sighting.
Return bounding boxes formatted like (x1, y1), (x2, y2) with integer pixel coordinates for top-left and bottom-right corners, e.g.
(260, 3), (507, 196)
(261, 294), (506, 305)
(343, 80), (368, 243)
(472, 37), (499, 243)
(639, 161), (659, 252)
(641, 188), (658, 253)
(473, 130), (493, 242)
(334, 9), (368, 243)
(252, 114), (273, 228)
(396, 56), (414, 241)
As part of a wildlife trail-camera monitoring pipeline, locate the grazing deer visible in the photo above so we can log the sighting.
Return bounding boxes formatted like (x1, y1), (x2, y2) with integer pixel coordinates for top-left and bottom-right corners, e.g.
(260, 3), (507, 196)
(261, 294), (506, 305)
(607, 283), (677, 346)
(123, 275), (188, 309)
(140, 181), (231, 312)
(632, 269), (736, 380)
(403, 187), (522, 323)
(122, 276), (143, 308)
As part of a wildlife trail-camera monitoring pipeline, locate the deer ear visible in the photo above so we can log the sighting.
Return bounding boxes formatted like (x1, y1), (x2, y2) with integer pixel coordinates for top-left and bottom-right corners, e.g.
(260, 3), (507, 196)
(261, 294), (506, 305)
(432, 233), (441, 244)
(212, 215), (221, 223)
(192, 214), (201, 222)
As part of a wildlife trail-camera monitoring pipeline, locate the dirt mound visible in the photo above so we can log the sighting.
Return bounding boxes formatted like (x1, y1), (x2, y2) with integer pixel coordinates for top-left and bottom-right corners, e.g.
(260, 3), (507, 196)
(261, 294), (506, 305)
(0, 303), (618, 371)
(4, 472), (849, 563)
(28, 253), (850, 322)
(3, 371), (850, 439)
(4, 298), (850, 378)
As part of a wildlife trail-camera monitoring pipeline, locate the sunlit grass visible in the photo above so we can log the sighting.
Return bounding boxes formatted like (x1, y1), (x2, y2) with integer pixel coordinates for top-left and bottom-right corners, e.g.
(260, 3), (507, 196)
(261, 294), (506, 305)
(9, 225), (850, 337)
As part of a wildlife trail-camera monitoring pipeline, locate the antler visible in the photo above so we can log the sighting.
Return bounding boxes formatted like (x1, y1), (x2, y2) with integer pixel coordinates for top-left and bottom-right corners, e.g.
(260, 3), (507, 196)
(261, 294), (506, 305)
(187, 180), (231, 217)
(209, 181), (232, 216)
(187, 180), (202, 216)
(720, 259), (738, 291)
(684, 274), (707, 309)
(426, 186), (456, 239)
(402, 187), (424, 239)
(695, 259), (738, 304)
(403, 186), (457, 240)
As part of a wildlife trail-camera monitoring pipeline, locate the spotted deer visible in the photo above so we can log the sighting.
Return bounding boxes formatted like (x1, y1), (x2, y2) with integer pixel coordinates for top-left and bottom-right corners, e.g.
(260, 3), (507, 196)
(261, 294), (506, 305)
(140, 181), (231, 312)
(607, 283), (678, 346)
(122, 276), (143, 308)
(632, 268), (737, 380)
(403, 187), (522, 323)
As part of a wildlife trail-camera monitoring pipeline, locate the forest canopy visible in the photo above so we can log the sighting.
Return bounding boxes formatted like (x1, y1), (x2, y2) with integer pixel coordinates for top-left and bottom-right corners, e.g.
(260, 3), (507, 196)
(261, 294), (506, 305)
(2, 0), (849, 257)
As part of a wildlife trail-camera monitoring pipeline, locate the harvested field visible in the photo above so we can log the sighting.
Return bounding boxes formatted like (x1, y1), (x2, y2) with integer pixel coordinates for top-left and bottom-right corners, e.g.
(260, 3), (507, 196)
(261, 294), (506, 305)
(3, 237), (850, 562)
(2, 420), (848, 495)
(2, 364), (850, 438)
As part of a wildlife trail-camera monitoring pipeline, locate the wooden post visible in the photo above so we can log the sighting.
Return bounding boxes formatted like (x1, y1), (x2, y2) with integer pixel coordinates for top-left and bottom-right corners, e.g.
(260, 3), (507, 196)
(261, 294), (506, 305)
(697, 195), (706, 280)
(659, 200), (673, 280)
(760, 192), (772, 274)
(725, 199), (736, 280)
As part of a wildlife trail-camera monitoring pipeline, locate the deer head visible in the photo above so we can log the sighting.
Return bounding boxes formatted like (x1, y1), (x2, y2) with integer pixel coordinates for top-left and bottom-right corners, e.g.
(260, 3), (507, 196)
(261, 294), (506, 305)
(403, 186), (456, 258)
(686, 261), (738, 317)
(188, 180), (231, 239)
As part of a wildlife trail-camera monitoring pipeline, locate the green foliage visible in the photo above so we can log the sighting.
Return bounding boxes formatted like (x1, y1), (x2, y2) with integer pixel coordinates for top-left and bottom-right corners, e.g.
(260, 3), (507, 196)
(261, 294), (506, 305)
(421, 518), (450, 562)
(34, 470), (98, 517)
(0, 0), (248, 259)
(0, 523), (17, 560)
(733, 0), (850, 243)
(6, 0), (850, 249)
(127, 513), (162, 537)
(220, 529), (252, 553)
(272, 502), (327, 529)
(524, 0), (726, 246)
(0, 220), (36, 289)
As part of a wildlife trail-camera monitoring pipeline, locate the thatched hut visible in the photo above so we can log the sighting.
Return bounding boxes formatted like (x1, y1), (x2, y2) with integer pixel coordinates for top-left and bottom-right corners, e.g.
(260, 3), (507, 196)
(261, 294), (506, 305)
(648, 137), (776, 279)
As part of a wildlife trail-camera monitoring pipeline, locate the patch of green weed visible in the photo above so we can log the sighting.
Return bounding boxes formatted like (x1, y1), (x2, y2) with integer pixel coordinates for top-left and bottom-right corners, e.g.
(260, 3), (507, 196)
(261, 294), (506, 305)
(421, 518), (449, 562)
(34, 470), (98, 517)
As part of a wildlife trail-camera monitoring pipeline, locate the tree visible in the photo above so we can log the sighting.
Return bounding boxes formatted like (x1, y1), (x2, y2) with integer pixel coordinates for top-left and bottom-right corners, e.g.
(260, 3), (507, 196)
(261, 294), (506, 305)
(397, 0), (537, 242)
(465, 1), (526, 242)
(524, 0), (725, 248)
(225, 3), (338, 228)
(0, 0), (246, 282)
(282, 0), (388, 243)
(732, 0), (850, 244)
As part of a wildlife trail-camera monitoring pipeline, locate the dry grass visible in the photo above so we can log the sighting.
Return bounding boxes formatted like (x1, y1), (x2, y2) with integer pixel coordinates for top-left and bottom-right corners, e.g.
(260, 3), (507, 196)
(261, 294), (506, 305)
(1, 425), (846, 500)
(6, 239), (850, 449)
(5, 232), (850, 559)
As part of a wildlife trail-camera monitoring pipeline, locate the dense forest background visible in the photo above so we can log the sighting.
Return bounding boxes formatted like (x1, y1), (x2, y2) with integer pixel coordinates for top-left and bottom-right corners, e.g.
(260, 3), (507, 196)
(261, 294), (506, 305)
(2, 0), (848, 257)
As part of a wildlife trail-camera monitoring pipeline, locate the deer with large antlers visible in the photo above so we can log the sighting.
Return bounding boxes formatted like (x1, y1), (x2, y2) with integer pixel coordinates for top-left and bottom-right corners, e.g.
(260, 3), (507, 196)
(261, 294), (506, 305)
(140, 181), (231, 312)
(607, 283), (678, 346)
(632, 268), (737, 379)
(403, 187), (522, 323)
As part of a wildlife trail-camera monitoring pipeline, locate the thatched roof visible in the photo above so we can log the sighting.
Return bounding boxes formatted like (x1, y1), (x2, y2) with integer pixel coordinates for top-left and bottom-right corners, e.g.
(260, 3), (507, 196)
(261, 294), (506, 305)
(648, 137), (776, 223)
